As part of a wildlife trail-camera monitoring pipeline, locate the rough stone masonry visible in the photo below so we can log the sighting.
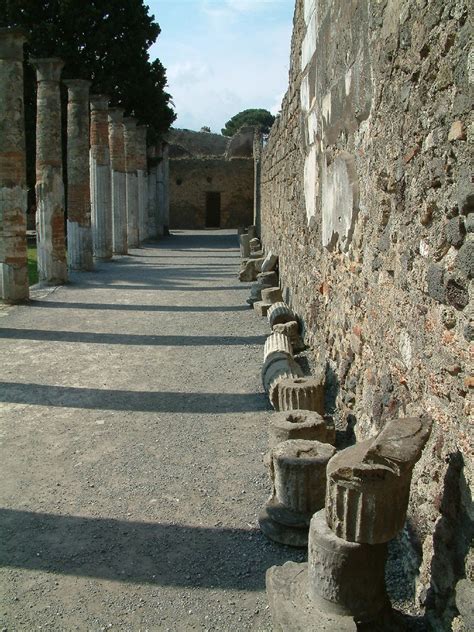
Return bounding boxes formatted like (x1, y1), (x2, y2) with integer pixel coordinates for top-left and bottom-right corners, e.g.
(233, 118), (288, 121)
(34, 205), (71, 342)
(259, 0), (472, 629)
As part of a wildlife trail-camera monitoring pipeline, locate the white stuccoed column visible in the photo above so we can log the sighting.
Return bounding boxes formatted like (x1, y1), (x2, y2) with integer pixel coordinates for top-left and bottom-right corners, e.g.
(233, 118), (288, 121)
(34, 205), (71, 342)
(123, 117), (139, 248)
(90, 95), (112, 260)
(0, 28), (29, 302)
(136, 124), (148, 244)
(65, 79), (93, 271)
(31, 57), (68, 285)
(147, 146), (158, 240)
(108, 107), (127, 255)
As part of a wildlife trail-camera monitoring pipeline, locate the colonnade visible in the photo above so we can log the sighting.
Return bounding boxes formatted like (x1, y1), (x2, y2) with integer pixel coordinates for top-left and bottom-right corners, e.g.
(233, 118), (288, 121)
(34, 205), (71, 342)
(0, 28), (170, 303)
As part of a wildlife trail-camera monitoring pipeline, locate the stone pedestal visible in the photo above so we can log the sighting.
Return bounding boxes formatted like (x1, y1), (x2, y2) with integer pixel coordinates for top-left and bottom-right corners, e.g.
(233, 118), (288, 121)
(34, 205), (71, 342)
(108, 107), (127, 255)
(123, 117), (139, 248)
(277, 376), (325, 414)
(269, 410), (335, 449)
(31, 57), (67, 285)
(65, 79), (93, 271)
(90, 95), (112, 260)
(260, 441), (335, 547)
(308, 511), (390, 619)
(0, 28), (29, 302)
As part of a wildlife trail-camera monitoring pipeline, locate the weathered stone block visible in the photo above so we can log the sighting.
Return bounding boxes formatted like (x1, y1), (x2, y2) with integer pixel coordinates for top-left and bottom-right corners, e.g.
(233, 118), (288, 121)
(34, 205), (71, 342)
(253, 300), (270, 317)
(257, 270), (279, 287)
(455, 240), (474, 279)
(259, 441), (335, 547)
(444, 216), (466, 248)
(268, 302), (296, 328)
(264, 332), (293, 363)
(273, 320), (305, 352)
(261, 251), (279, 272)
(426, 263), (446, 303)
(261, 286), (283, 304)
(308, 510), (389, 620)
(276, 376), (324, 414)
(269, 410), (335, 449)
(262, 356), (304, 409)
(326, 416), (432, 544)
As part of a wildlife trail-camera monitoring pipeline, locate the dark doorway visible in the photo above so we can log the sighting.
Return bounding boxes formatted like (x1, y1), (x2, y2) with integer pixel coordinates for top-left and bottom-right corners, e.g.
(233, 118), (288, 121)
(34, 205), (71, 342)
(205, 192), (221, 227)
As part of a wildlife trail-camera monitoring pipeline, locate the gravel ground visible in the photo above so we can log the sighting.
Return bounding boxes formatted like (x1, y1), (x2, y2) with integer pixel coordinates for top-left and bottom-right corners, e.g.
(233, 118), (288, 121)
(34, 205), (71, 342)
(0, 230), (305, 631)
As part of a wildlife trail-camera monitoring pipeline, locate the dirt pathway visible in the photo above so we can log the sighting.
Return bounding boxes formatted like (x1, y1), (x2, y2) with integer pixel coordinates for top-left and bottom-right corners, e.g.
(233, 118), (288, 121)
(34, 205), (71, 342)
(0, 230), (304, 631)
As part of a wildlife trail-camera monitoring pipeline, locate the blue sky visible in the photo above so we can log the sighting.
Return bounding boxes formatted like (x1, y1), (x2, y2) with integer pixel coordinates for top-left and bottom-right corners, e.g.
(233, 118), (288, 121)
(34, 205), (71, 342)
(147, 0), (294, 134)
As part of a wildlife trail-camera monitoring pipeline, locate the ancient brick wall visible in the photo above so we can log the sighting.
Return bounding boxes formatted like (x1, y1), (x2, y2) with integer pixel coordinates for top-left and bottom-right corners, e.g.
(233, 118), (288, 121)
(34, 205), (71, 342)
(260, 0), (472, 626)
(169, 158), (254, 229)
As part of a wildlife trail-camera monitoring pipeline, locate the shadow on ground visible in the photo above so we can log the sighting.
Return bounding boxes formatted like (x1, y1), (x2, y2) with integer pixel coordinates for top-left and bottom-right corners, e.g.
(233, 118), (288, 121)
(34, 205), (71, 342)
(0, 508), (302, 591)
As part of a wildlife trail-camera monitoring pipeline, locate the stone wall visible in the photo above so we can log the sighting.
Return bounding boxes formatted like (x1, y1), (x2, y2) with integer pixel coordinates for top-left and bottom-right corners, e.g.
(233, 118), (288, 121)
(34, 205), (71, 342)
(260, 0), (472, 627)
(169, 158), (254, 229)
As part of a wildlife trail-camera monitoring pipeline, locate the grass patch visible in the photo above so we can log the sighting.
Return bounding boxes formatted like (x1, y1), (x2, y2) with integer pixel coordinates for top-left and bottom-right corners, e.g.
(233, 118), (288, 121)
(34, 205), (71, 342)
(27, 244), (38, 285)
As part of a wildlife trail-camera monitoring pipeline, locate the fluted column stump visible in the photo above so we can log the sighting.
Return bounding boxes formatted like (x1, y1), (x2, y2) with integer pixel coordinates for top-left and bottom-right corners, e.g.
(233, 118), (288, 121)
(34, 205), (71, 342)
(0, 28), (29, 302)
(65, 80), (93, 271)
(123, 117), (139, 248)
(90, 95), (112, 260)
(136, 124), (148, 244)
(31, 57), (67, 285)
(108, 107), (127, 255)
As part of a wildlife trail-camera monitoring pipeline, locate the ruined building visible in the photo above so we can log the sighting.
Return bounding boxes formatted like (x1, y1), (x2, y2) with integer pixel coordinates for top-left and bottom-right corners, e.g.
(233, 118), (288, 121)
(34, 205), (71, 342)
(168, 127), (254, 229)
(255, 0), (472, 628)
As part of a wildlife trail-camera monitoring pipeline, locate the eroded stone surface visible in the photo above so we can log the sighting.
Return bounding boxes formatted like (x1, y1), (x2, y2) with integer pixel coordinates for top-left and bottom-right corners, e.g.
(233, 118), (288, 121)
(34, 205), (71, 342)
(90, 95), (112, 260)
(0, 28), (28, 302)
(268, 302), (296, 328)
(65, 80), (93, 271)
(264, 332), (293, 363)
(31, 57), (67, 285)
(260, 441), (335, 547)
(277, 376), (324, 414)
(269, 409), (335, 449)
(308, 510), (390, 620)
(326, 416), (433, 544)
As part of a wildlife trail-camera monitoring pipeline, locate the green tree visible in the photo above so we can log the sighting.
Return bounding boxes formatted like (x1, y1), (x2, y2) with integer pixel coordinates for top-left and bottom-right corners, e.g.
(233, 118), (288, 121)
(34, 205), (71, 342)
(221, 108), (275, 137)
(0, 0), (175, 137)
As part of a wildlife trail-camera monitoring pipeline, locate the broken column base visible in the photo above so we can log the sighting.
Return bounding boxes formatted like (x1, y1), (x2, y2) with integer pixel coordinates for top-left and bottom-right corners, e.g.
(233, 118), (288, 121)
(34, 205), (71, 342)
(254, 300), (271, 317)
(259, 498), (310, 548)
(266, 562), (400, 632)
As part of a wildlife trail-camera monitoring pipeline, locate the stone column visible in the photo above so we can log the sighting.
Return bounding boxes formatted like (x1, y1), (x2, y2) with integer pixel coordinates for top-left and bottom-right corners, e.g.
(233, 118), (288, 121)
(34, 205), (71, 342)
(64, 79), (93, 271)
(107, 107), (127, 255)
(147, 146), (158, 240)
(136, 124), (148, 244)
(156, 142), (165, 237)
(90, 95), (112, 260)
(123, 117), (139, 248)
(31, 57), (67, 285)
(162, 141), (170, 235)
(0, 28), (29, 302)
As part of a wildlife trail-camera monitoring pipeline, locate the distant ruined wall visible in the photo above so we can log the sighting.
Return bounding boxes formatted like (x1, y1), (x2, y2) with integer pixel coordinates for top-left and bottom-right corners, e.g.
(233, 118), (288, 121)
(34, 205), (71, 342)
(260, 0), (472, 627)
(169, 158), (254, 229)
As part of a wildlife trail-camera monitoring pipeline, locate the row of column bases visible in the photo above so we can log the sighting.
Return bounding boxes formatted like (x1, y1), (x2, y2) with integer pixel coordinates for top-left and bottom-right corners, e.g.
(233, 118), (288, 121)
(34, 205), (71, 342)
(0, 28), (170, 304)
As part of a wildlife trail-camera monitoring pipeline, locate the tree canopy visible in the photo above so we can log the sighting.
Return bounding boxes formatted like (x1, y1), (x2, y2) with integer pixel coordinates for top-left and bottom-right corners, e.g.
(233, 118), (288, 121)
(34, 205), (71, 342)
(0, 0), (176, 138)
(221, 109), (275, 137)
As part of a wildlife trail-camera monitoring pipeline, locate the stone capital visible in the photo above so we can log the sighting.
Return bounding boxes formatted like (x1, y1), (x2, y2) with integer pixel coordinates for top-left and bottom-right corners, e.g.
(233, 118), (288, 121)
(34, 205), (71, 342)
(90, 94), (110, 111)
(64, 79), (91, 100)
(123, 117), (138, 130)
(0, 27), (27, 60)
(30, 57), (64, 82)
(108, 107), (125, 123)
